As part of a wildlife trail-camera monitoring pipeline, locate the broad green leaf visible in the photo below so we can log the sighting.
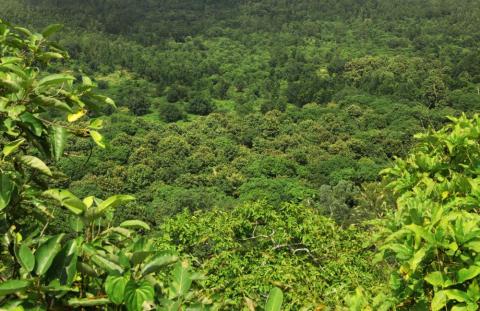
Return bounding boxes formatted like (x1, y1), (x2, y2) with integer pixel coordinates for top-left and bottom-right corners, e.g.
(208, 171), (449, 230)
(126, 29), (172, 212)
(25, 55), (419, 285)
(46, 239), (78, 285)
(2, 138), (24, 157)
(89, 130), (105, 148)
(19, 112), (43, 136)
(105, 275), (128, 305)
(35, 234), (64, 276)
(91, 254), (124, 275)
(457, 265), (480, 283)
(120, 220), (151, 231)
(67, 298), (110, 307)
(124, 280), (154, 311)
(17, 244), (35, 273)
(76, 261), (98, 277)
(35, 95), (72, 112)
(89, 195), (135, 218)
(425, 271), (445, 287)
(20, 156), (52, 176)
(0, 280), (31, 296)
(431, 290), (447, 311)
(265, 287), (284, 311)
(168, 261), (192, 299)
(50, 126), (67, 161)
(41, 24), (63, 38)
(141, 254), (178, 276)
(37, 73), (74, 89)
(0, 174), (15, 211)
(69, 217), (84, 232)
(43, 189), (85, 215)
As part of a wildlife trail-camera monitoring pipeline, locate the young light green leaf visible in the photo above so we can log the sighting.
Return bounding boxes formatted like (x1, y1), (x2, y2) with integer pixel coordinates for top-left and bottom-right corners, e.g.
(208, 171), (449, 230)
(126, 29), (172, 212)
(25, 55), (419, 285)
(35, 234), (65, 276)
(457, 265), (480, 283)
(89, 130), (105, 148)
(43, 189), (85, 215)
(67, 109), (86, 123)
(20, 155), (52, 176)
(88, 195), (135, 218)
(2, 138), (25, 157)
(265, 287), (284, 311)
(424, 271), (445, 287)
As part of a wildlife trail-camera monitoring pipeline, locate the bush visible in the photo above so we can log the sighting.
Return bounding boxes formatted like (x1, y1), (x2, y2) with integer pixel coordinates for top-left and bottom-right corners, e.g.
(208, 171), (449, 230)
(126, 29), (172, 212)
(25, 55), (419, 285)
(158, 102), (185, 122)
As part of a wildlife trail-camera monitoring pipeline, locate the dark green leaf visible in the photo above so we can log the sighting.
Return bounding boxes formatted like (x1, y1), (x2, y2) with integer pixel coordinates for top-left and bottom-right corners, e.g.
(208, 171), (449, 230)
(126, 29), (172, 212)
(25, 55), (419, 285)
(105, 275), (128, 305)
(124, 280), (154, 311)
(35, 234), (64, 276)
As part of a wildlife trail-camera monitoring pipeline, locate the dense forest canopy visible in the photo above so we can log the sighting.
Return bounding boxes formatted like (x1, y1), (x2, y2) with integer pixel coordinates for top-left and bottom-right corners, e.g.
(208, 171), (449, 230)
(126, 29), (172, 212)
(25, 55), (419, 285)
(1, 0), (480, 310)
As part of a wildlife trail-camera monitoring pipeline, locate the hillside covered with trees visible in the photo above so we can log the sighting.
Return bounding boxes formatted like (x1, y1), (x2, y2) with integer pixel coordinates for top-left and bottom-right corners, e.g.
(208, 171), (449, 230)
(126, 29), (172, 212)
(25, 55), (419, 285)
(1, 0), (480, 310)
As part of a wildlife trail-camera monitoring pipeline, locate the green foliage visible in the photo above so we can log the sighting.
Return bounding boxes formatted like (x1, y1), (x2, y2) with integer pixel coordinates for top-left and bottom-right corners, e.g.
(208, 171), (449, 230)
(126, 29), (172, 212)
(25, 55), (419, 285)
(158, 201), (384, 309)
(354, 114), (480, 309)
(0, 20), (209, 310)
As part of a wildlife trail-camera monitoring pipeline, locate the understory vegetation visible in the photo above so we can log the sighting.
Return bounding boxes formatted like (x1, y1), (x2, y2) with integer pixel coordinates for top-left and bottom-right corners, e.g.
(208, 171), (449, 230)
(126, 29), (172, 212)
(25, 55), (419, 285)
(1, 0), (480, 309)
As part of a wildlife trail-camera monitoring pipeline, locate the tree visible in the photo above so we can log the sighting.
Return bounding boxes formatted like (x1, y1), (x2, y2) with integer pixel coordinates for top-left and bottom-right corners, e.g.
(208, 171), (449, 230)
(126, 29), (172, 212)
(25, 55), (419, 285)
(186, 96), (216, 115)
(158, 102), (185, 122)
(0, 20), (208, 310)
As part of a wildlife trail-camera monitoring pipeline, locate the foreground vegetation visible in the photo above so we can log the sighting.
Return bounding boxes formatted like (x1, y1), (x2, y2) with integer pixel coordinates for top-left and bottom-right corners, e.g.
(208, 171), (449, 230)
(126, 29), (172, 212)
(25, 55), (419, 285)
(1, 0), (480, 309)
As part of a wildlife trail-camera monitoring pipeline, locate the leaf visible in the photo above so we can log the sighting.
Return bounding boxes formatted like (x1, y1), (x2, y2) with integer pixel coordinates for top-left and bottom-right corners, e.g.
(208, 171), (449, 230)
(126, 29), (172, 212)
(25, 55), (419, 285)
(91, 255), (124, 275)
(457, 265), (480, 283)
(37, 74), (74, 89)
(67, 109), (86, 123)
(19, 112), (43, 136)
(431, 290), (447, 311)
(0, 280), (31, 296)
(105, 275), (128, 305)
(43, 189), (85, 215)
(120, 220), (151, 231)
(265, 287), (284, 311)
(50, 126), (67, 161)
(17, 244), (35, 273)
(0, 174), (15, 211)
(35, 234), (64, 276)
(67, 298), (110, 307)
(46, 239), (78, 285)
(35, 95), (72, 112)
(20, 156), (52, 176)
(141, 254), (178, 276)
(168, 261), (192, 299)
(124, 280), (154, 311)
(41, 24), (63, 38)
(425, 271), (445, 287)
(2, 138), (25, 157)
(88, 195), (135, 219)
(89, 130), (105, 148)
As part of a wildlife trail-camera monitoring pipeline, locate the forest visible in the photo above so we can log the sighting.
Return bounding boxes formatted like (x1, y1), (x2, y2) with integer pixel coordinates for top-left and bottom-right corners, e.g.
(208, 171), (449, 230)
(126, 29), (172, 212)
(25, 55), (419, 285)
(1, 0), (480, 310)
